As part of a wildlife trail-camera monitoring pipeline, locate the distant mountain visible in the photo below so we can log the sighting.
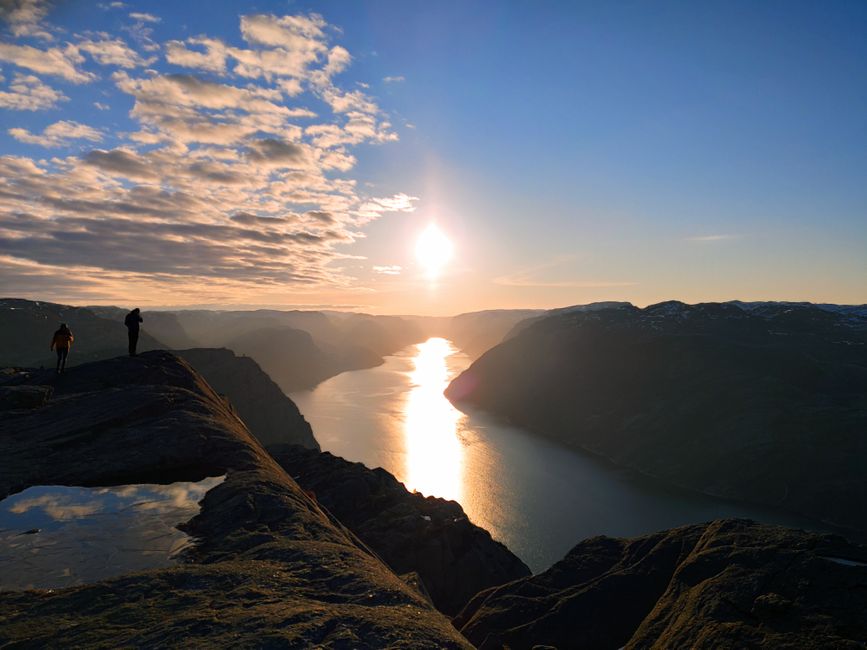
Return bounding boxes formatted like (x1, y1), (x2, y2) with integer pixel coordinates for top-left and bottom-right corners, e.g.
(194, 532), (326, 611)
(327, 314), (426, 358)
(447, 309), (544, 359)
(175, 348), (319, 450)
(0, 298), (165, 367)
(0, 299), (427, 391)
(223, 326), (382, 393)
(446, 301), (867, 533)
(171, 309), (340, 349)
(86, 306), (198, 349)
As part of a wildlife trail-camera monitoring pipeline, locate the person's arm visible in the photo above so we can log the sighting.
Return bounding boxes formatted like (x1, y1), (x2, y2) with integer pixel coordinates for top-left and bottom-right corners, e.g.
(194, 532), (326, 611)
(50, 334), (55, 351)
(139, 315), (143, 323)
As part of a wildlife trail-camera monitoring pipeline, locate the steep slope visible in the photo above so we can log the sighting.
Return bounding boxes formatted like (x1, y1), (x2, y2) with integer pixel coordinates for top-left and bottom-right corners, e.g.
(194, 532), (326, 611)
(455, 519), (867, 649)
(269, 445), (531, 616)
(0, 298), (165, 367)
(446, 301), (867, 532)
(175, 348), (319, 449)
(0, 352), (471, 648)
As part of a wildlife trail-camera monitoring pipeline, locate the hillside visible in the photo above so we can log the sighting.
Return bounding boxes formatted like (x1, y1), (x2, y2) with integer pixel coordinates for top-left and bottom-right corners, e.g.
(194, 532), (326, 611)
(0, 352), (472, 648)
(446, 301), (867, 533)
(455, 519), (867, 649)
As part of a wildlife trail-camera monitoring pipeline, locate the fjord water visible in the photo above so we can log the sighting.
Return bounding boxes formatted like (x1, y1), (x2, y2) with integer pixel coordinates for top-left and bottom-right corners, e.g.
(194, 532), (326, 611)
(291, 337), (835, 572)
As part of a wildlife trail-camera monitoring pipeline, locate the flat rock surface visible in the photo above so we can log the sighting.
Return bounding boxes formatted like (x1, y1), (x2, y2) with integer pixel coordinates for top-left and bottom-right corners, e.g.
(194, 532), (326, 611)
(455, 519), (867, 649)
(269, 445), (531, 616)
(0, 351), (471, 648)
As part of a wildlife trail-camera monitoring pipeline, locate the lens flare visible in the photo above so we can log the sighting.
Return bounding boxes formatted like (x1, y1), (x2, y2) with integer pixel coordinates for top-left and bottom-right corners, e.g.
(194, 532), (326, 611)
(415, 224), (453, 277)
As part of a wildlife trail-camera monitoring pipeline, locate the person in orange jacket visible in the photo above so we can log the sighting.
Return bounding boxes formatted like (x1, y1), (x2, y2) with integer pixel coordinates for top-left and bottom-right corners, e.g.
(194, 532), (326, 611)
(50, 323), (74, 374)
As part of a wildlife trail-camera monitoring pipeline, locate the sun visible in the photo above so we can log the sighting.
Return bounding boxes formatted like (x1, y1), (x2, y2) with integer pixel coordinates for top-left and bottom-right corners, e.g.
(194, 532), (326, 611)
(415, 224), (453, 277)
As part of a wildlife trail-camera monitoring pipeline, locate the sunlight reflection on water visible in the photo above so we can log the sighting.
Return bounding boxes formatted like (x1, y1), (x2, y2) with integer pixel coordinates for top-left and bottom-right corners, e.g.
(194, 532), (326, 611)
(290, 337), (845, 573)
(0, 476), (224, 590)
(402, 337), (465, 502)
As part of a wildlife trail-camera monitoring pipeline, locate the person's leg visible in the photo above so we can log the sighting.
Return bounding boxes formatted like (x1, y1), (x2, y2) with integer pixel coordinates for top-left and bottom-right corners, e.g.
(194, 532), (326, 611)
(129, 331), (139, 356)
(59, 348), (68, 372)
(56, 348), (62, 373)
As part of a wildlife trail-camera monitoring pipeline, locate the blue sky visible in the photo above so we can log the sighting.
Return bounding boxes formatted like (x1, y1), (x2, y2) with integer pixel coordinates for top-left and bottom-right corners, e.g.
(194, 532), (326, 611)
(0, 0), (864, 313)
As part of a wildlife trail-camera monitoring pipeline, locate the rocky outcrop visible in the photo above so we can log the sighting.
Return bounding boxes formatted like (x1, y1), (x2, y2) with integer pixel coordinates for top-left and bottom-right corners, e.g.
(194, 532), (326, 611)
(175, 347), (319, 449)
(455, 519), (867, 649)
(446, 301), (867, 533)
(268, 445), (531, 616)
(0, 352), (471, 648)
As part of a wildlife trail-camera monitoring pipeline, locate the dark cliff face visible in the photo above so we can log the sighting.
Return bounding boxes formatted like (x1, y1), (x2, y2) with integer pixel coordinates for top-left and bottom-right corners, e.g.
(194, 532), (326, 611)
(0, 352), (471, 648)
(445, 301), (867, 533)
(455, 519), (867, 649)
(174, 348), (319, 450)
(268, 445), (531, 616)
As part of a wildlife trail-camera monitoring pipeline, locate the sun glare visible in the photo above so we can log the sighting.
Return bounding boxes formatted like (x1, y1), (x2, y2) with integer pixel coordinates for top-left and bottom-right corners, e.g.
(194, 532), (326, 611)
(415, 224), (453, 277)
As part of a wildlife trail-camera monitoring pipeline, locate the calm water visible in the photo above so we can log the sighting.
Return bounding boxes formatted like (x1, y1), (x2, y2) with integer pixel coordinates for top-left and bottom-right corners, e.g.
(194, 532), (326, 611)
(292, 338), (839, 572)
(0, 476), (224, 590)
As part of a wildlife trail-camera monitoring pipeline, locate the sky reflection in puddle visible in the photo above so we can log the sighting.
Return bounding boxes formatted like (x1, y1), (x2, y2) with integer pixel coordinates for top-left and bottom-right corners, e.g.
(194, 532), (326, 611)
(0, 475), (224, 591)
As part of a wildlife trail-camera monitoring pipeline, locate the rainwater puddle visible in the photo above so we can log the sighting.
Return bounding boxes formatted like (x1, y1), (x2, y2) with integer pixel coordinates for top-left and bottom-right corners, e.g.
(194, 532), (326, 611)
(0, 475), (224, 591)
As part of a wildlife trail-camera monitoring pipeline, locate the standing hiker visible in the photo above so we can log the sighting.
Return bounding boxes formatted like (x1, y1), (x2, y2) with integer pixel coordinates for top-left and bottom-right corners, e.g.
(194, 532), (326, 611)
(124, 308), (143, 356)
(50, 323), (74, 374)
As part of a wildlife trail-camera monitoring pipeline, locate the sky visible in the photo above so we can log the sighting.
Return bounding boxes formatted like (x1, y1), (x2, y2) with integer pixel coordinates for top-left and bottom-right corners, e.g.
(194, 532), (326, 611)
(0, 0), (864, 315)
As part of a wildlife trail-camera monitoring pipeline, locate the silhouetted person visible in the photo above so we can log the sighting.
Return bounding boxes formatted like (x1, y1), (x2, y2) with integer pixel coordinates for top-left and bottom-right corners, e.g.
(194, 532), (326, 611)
(50, 323), (74, 374)
(124, 308), (143, 356)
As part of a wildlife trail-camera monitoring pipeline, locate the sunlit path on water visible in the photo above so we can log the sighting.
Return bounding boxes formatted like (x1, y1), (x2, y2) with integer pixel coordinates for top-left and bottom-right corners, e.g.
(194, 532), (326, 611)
(291, 337), (842, 572)
(402, 338), (465, 502)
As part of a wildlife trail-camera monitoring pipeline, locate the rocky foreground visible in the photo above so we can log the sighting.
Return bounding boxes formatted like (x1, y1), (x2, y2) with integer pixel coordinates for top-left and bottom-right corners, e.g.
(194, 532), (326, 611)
(455, 519), (867, 649)
(0, 352), (472, 648)
(269, 445), (530, 616)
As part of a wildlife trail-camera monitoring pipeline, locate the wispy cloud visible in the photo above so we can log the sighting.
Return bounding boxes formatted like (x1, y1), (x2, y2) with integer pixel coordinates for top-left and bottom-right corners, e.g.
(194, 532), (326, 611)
(129, 12), (160, 24)
(373, 265), (402, 275)
(8, 119), (103, 147)
(0, 0), (53, 40)
(0, 72), (66, 110)
(685, 234), (739, 242)
(493, 256), (636, 288)
(0, 9), (417, 303)
(383, 75), (405, 83)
